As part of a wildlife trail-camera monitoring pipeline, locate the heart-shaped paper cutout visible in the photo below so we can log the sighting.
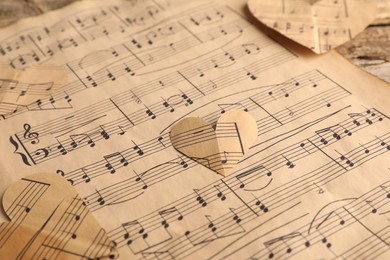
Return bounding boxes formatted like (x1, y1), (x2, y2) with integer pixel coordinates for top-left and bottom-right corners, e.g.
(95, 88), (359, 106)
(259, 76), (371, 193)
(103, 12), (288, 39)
(170, 110), (258, 176)
(247, 0), (377, 54)
(0, 173), (118, 259)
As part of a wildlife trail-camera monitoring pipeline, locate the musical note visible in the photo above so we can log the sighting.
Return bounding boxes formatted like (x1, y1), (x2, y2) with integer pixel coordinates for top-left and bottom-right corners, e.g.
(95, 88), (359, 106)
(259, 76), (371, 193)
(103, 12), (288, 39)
(0, 1), (389, 259)
(263, 232), (302, 257)
(365, 200), (377, 214)
(96, 189), (105, 205)
(100, 126), (110, 139)
(282, 154), (295, 168)
(134, 170), (148, 190)
(313, 183), (325, 194)
(218, 103), (248, 114)
(157, 136), (165, 147)
(194, 189), (207, 207)
(235, 165), (272, 191)
(56, 139), (68, 155)
(245, 69), (257, 80)
(221, 151), (228, 164)
(335, 150), (354, 167)
(214, 184), (227, 201)
(121, 220), (148, 244)
(69, 134), (95, 148)
(145, 105), (156, 119)
(252, 193), (269, 213)
(81, 168), (91, 183)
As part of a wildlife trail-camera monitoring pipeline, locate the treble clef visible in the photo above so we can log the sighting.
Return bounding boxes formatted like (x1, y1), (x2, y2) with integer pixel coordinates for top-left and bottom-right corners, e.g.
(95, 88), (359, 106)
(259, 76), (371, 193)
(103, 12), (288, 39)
(23, 123), (40, 144)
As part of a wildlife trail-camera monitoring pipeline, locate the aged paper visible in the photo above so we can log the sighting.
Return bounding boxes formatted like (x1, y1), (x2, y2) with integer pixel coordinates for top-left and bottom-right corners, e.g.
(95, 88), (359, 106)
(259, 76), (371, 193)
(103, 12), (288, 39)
(0, 173), (117, 259)
(0, 0), (389, 259)
(247, 0), (378, 54)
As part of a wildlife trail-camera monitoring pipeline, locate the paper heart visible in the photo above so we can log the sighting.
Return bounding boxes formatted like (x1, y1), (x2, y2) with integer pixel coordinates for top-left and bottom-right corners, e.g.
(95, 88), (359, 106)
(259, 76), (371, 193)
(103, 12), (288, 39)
(247, 0), (377, 54)
(170, 110), (258, 176)
(0, 173), (118, 259)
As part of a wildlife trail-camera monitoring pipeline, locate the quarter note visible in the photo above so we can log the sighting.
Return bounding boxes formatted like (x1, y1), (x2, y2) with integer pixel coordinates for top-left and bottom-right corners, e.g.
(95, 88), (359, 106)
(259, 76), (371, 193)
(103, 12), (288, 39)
(194, 189), (207, 207)
(335, 150), (354, 167)
(96, 189), (105, 205)
(245, 69), (257, 80)
(252, 194), (268, 213)
(365, 200), (377, 214)
(177, 155), (188, 168)
(157, 136), (165, 147)
(132, 140), (144, 156)
(221, 151), (228, 164)
(242, 43), (260, 55)
(282, 154), (295, 168)
(56, 139), (68, 155)
(69, 134), (95, 148)
(99, 126), (110, 139)
(121, 220), (148, 243)
(214, 184), (226, 201)
(134, 170), (148, 190)
(181, 92), (193, 106)
(205, 215), (217, 233)
(107, 70), (116, 81)
(124, 65), (135, 76)
(86, 75), (98, 87)
(162, 98), (175, 112)
(281, 88), (289, 97)
(144, 105), (156, 119)
(118, 125), (127, 135)
(81, 168), (91, 183)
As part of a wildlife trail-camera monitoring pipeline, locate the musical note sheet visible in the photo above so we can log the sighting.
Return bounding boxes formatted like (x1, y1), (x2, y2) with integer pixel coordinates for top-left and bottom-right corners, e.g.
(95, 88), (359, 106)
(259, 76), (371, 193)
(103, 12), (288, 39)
(0, 173), (117, 259)
(247, 0), (378, 53)
(0, 65), (67, 116)
(0, 0), (389, 259)
(170, 109), (259, 177)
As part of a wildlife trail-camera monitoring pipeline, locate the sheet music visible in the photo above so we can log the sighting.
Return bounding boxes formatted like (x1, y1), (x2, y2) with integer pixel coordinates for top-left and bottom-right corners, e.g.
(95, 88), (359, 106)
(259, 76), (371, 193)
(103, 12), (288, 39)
(247, 0), (378, 53)
(368, 0), (390, 20)
(0, 65), (67, 116)
(0, 0), (389, 259)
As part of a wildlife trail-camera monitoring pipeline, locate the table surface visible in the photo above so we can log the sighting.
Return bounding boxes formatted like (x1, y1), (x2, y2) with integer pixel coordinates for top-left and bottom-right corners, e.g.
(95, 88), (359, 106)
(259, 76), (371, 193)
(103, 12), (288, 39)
(0, 0), (389, 84)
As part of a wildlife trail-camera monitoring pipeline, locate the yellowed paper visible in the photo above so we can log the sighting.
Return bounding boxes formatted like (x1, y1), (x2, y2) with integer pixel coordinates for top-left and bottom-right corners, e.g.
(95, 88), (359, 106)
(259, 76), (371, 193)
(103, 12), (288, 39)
(0, 0), (389, 259)
(170, 110), (258, 176)
(368, 0), (390, 20)
(0, 173), (117, 259)
(247, 0), (378, 53)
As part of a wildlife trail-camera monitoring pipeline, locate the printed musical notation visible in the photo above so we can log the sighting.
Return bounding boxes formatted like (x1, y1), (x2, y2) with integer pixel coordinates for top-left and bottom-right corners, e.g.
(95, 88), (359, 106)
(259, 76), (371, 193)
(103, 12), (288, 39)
(247, 0), (378, 53)
(0, 173), (117, 259)
(0, 0), (389, 259)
